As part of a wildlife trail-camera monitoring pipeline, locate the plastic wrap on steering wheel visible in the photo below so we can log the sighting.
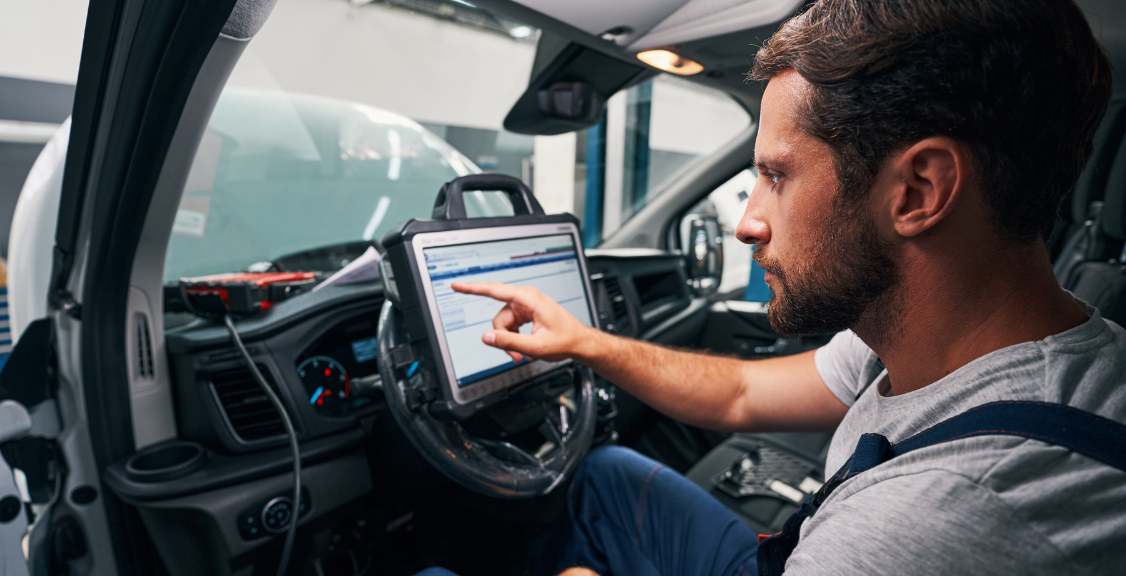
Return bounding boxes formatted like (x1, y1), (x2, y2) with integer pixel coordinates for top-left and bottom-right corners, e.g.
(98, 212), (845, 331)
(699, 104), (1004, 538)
(376, 300), (596, 498)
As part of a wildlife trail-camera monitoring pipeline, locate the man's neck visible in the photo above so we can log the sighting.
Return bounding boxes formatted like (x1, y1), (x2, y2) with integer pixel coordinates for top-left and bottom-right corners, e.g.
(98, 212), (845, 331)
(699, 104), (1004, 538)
(854, 242), (1089, 397)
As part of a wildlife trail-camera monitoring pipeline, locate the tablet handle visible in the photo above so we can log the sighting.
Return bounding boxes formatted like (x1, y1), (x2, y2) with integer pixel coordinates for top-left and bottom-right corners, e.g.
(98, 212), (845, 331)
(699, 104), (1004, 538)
(432, 174), (545, 221)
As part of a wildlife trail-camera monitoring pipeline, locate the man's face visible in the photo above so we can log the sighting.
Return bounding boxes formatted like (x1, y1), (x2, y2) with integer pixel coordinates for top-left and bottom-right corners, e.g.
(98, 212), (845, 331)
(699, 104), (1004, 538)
(736, 70), (899, 336)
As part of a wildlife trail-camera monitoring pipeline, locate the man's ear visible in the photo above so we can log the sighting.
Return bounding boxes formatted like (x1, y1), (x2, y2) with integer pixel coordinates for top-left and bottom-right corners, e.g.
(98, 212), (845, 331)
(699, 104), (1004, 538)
(888, 137), (970, 238)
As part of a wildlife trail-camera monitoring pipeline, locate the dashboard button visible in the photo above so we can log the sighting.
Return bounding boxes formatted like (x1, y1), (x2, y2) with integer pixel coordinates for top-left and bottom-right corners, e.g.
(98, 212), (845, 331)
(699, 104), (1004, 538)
(238, 510), (263, 540)
(237, 489), (311, 540)
(262, 497), (294, 534)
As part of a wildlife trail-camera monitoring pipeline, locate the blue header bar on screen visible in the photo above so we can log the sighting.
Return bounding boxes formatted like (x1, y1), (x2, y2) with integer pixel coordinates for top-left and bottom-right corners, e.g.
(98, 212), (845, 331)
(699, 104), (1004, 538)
(428, 250), (576, 282)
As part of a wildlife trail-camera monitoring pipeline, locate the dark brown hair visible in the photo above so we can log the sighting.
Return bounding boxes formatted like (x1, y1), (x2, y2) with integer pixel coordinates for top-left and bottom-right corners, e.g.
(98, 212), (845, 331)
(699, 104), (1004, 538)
(752, 0), (1113, 243)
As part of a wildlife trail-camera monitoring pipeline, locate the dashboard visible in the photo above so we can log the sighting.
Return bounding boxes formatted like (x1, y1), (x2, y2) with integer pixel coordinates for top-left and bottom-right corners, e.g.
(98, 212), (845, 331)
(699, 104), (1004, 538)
(105, 249), (706, 573)
(165, 285), (389, 455)
(161, 250), (703, 457)
(155, 249), (705, 469)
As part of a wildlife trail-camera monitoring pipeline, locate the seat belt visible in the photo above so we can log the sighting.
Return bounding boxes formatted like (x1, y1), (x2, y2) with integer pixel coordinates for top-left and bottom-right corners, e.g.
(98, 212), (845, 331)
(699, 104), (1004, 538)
(756, 401), (1126, 575)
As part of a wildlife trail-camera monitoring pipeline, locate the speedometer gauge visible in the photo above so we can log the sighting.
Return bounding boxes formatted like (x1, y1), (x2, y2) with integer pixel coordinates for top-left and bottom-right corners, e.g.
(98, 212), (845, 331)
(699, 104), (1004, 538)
(298, 356), (349, 412)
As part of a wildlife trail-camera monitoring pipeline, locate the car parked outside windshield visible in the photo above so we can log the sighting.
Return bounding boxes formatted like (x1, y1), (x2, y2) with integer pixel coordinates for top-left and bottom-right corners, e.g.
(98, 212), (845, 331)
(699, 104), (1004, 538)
(164, 88), (514, 282)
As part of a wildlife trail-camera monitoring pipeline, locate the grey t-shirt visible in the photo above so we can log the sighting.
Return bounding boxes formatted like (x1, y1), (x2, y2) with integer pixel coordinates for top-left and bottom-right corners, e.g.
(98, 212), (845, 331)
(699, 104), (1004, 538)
(790, 303), (1126, 575)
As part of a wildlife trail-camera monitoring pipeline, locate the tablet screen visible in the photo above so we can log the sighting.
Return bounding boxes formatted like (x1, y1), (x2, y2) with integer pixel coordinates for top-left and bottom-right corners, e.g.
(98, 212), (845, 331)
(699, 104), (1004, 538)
(424, 234), (594, 387)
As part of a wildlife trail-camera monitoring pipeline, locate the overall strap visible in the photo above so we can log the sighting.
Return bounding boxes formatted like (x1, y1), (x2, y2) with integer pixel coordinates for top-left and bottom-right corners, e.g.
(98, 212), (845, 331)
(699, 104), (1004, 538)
(848, 400), (1126, 476)
(757, 401), (1126, 576)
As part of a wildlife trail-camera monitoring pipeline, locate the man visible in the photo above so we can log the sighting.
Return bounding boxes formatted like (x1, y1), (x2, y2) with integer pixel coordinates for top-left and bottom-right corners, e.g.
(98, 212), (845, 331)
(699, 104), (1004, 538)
(449, 0), (1125, 574)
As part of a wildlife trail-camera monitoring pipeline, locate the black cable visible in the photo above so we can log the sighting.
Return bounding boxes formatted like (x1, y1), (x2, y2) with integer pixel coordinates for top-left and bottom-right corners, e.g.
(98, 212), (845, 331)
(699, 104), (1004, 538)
(223, 314), (301, 576)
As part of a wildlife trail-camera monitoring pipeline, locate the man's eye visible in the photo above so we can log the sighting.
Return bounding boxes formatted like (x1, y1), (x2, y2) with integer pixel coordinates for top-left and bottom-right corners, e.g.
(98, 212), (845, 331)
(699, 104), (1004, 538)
(769, 174), (781, 185)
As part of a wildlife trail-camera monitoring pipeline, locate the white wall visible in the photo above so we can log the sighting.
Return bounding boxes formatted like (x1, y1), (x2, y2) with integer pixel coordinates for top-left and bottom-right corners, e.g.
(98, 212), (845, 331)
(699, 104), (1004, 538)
(0, 0), (536, 132)
(532, 132), (576, 214)
(242, 0), (536, 131)
(602, 91), (628, 234)
(0, 0), (88, 83)
(649, 75), (750, 155)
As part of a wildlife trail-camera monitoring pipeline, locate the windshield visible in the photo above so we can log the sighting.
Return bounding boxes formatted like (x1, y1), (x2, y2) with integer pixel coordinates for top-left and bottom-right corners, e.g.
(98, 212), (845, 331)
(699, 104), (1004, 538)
(163, 0), (749, 281)
(165, 88), (518, 281)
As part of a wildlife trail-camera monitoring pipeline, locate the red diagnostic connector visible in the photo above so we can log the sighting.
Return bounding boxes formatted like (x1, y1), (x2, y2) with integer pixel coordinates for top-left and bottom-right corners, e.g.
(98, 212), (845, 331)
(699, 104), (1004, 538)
(178, 272), (319, 317)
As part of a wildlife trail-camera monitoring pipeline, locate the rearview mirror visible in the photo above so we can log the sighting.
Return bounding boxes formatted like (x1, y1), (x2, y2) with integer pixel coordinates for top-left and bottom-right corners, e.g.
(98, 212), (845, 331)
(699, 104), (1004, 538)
(504, 34), (652, 135)
(537, 82), (604, 123)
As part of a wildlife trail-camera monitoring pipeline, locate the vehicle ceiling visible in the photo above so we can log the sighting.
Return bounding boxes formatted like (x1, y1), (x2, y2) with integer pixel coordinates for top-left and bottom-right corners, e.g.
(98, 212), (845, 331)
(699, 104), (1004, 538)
(479, 0), (1126, 117)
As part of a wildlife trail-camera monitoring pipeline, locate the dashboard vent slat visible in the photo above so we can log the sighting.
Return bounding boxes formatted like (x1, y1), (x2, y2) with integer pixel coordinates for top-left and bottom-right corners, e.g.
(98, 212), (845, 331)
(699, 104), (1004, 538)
(134, 313), (155, 380)
(603, 277), (631, 335)
(210, 366), (286, 442)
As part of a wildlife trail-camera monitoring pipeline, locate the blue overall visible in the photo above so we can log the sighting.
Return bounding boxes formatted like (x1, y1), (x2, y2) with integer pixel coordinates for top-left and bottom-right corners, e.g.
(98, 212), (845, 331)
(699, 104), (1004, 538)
(416, 401), (1126, 576)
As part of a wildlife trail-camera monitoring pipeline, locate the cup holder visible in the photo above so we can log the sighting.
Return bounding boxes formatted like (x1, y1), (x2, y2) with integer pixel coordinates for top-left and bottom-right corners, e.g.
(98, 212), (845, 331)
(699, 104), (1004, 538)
(125, 441), (207, 483)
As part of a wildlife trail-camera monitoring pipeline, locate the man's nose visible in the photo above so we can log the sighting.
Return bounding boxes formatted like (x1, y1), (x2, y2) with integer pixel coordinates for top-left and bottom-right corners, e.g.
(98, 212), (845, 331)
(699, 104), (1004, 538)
(735, 186), (770, 246)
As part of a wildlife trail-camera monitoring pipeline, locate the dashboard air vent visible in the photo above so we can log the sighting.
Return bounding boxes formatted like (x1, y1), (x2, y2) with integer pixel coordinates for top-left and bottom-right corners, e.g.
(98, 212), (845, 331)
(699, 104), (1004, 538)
(603, 277), (631, 335)
(210, 366), (285, 442)
(133, 313), (154, 380)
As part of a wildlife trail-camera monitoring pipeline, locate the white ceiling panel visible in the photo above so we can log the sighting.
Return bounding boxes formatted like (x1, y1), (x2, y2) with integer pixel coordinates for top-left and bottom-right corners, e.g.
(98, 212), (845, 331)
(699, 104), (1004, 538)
(511, 0), (687, 45)
(631, 0), (806, 51)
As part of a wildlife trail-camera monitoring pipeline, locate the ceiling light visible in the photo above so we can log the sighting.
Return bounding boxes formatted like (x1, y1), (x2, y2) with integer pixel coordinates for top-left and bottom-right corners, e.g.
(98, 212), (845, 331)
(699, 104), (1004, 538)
(510, 25), (533, 39)
(636, 50), (704, 76)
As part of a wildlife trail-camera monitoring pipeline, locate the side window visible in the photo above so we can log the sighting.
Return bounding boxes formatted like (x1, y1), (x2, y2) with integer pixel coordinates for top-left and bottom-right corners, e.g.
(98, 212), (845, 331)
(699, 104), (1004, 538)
(573, 75), (751, 246)
(679, 168), (771, 301)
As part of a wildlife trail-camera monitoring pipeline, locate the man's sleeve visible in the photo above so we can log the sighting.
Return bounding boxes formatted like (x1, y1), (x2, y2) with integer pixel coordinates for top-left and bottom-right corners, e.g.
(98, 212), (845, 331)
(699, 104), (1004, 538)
(781, 472), (1073, 576)
(813, 330), (878, 407)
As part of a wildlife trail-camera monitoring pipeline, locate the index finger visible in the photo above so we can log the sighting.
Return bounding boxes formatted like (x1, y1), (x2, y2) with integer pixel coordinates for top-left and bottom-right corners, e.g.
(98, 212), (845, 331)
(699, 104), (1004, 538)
(450, 282), (521, 302)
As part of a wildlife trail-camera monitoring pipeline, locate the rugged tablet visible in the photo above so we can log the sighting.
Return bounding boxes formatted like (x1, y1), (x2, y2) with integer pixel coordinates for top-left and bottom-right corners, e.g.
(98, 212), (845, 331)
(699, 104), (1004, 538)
(381, 174), (599, 420)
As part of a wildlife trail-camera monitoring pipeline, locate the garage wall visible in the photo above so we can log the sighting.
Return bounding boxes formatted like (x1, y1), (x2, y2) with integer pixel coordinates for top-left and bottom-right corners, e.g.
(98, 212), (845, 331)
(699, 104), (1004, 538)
(0, 77), (74, 257)
(0, 0), (86, 258)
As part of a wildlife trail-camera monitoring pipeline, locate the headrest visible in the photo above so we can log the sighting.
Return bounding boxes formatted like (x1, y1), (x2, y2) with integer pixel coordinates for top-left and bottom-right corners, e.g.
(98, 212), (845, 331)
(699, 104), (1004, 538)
(1072, 101), (1126, 225)
(222, 0), (278, 40)
(1101, 130), (1126, 241)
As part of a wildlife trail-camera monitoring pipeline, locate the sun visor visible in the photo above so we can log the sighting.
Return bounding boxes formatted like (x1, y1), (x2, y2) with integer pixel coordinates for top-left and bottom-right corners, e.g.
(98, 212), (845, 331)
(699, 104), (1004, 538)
(503, 38), (653, 135)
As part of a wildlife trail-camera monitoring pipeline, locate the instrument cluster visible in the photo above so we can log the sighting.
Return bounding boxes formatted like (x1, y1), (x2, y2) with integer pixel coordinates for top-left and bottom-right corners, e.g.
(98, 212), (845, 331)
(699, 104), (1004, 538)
(295, 316), (383, 416)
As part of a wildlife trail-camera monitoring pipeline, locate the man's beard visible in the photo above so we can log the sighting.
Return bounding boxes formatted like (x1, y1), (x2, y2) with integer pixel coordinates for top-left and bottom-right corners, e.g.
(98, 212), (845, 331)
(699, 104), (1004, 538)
(754, 196), (900, 341)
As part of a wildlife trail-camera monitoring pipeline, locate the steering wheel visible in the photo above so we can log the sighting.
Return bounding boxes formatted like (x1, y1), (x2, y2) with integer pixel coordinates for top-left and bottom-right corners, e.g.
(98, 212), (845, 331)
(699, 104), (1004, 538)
(377, 299), (596, 498)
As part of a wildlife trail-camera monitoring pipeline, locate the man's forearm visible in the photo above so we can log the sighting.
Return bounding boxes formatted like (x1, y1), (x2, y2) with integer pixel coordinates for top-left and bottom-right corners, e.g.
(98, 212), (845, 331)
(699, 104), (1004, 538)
(571, 328), (847, 433)
(572, 328), (756, 431)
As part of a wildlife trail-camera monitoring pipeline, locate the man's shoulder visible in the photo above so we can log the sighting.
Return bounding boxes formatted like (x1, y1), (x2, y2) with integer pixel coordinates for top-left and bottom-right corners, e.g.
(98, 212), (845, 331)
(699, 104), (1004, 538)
(1035, 310), (1126, 427)
(790, 466), (1078, 576)
(807, 308), (1126, 574)
(814, 330), (881, 407)
(813, 436), (1126, 575)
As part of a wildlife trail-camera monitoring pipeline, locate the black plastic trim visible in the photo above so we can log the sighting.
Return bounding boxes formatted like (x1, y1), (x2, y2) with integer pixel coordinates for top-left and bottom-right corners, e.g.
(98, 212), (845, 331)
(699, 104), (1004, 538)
(103, 429), (365, 502)
(65, 1), (239, 574)
(166, 284), (382, 352)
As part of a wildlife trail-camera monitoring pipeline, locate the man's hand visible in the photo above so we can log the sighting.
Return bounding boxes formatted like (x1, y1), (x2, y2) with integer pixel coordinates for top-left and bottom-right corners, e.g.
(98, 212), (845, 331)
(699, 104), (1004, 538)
(450, 282), (598, 363)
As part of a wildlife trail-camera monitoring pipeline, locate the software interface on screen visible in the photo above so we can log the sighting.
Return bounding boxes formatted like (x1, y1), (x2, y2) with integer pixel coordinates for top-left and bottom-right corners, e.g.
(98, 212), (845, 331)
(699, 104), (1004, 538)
(424, 234), (593, 387)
